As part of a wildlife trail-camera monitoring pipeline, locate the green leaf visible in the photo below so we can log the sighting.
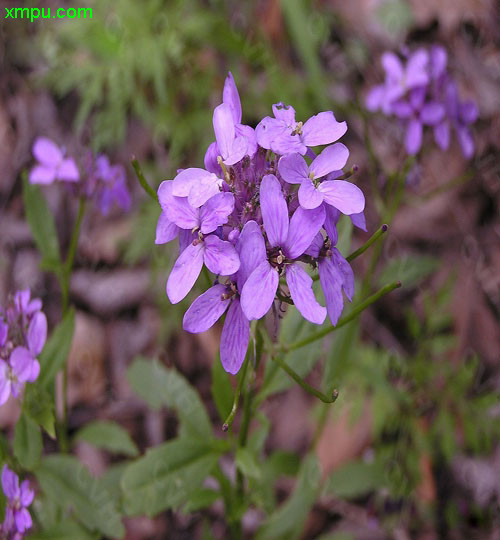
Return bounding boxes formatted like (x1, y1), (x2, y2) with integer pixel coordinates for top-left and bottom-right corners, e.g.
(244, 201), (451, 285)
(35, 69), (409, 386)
(121, 438), (220, 517)
(378, 254), (439, 290)
(182, 488), (220, 513)
(74, 420), (138, 457)
(29, 520), (98, 540)
(235, 448), (261, 480)
(256, 454), (321, 540)
(35, 455), (125, 539)
(38, 309), (75, 389)
(323, 459), (385, 498)
(14, 414), (43, 470)
(23, 384), (56, 438)
(211, 356), (234, 423)
(22, 175), (61, 272)
(127, 357), (212, 440)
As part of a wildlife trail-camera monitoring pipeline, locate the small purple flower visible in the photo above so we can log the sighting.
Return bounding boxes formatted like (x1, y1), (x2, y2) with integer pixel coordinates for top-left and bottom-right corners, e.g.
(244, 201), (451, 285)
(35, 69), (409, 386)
(29, 137), (79, 185)
(256, 103), (347, 155)
(1, 465), (34, 538)
(92, 155), (132, 216)
(278, 144), (365, 213)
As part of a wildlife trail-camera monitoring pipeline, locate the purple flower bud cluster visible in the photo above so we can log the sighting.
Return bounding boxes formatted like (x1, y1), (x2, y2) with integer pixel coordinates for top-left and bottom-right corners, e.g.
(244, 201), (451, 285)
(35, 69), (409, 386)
(1, 465), (34, 539)
(366, 46), (478, 158)
(156, 73), (366, 374)
(29, 137), (131, 216)
(0, 290), (47, 406)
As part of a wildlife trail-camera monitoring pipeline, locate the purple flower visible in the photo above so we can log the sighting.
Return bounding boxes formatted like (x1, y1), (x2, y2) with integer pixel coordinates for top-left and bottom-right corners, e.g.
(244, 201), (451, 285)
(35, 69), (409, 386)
(0, 348), (40, 405)
(256, 103), (347, 155)
(278, 144), (365, 213)
(171, 168), (223, 208)
(29, 137), (79, 185)
(1, 466), (34, 538)
(92, 155), (131, 216)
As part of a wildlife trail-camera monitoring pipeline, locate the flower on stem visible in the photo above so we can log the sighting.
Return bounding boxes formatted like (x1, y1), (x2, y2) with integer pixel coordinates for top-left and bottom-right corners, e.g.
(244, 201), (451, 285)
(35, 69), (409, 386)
(1, 465), (34, 538)
(89, 155), (131, 216)
(29, 137), (80, 185)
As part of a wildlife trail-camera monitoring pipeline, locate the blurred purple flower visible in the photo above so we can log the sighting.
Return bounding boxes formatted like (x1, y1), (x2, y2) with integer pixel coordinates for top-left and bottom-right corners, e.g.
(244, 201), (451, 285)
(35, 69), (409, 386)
(92, 155), (131, 216)
(29, 137), (79, 185)
(1, 465), (34, 538)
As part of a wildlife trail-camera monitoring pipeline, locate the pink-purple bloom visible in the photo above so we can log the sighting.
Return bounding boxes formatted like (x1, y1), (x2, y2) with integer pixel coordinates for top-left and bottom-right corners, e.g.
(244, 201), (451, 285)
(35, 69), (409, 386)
(1, 465), (34, 538)
(88, 155), (132, 216)
(366, 46), (478, 158)
(0, 290), (46, 406)
(156, 73), (365, 374)
(29, 137), (80, 184)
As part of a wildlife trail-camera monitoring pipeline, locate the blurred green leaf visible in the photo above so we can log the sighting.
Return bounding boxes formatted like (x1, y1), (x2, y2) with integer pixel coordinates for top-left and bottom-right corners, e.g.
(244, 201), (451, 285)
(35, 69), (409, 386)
(324, 459), (385, 498)
(182, 488), (220, 513)
(38, 309), (75, 389)
(378, 254), (439, 289)
(74, 420), (138, 457)
(29, 521), (98, 540)
(22, 175), (61, 273)
(14, 414), (43, 470)
(121, 438), (220, 516)
(211, 356), (234, 423)
(35, 455), (125, 539)
(256, 453), (321, 540)
(127, 357), (213, 440)
(236, 448), (261, 480)
(23, 384), (56, 438)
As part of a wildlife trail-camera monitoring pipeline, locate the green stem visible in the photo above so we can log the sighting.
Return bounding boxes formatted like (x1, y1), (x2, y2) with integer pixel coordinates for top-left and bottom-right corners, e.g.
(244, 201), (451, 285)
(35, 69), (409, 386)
(131, 158), (158, 202)
(271, 352), (339, 403)
(284, 281), (401, 353)
(222, 355), (249, 432)
(346, 224), (388, 262)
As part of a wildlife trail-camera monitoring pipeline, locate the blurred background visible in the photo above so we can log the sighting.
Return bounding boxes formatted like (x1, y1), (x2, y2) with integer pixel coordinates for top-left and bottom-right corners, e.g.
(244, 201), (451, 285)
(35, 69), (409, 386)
(1, 0), (499, 538)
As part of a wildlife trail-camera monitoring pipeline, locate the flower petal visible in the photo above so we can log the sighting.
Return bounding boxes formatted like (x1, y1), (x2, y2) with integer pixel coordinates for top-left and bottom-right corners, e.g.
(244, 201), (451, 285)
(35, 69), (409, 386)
(204, 235), (240, 275)
(302, 111), (347, 147)
(19, 480), (34, 507)
(213, 103), (236, 160)
(29, 165), (56, 185)
(318, 257), (344, 325)
(27, 312), (47, 356)
(32, 137), (62, 166)
(223, 71), (242, 124)
(350, 211), (367, 232)
(10, 347), (35, 383)
(434, 121), (450, 150)
(220, 299), (250, 374)
(172, 168), (220, 207)
(199, 192), (235, 234)
(15, 507), (32, 533)
(236, 220), (267, 290)
(1, 465), (19, 500)
(155, 212), (179, 244)
(57, 158), (80, 182)
(183, 284), (231, 333)
(255, 116), (287, 150)
(310, 143), (349, 179)
(272, 102), (296, 124)
(331, 247), (355, 301)
(158, 181), (199, 230)
(278, 153), (308, 184)
(405, 49), (429, 88)
(286, 264), (326, 324)
(284, 204), (325, 259)
(167, 241), (205, 304)
(260, 174), (289, 247)
(298, 179), (324, 209)
(405, 119), (423, 155)
(318, 180), (365, 215)
(240, 261), (279, 320)
(420, 103), (445, 125)
(323, 204), (340, 245)
(0, 363), (11, 406)
(304, 231), (324, 257)
(456, 126), (475, 159)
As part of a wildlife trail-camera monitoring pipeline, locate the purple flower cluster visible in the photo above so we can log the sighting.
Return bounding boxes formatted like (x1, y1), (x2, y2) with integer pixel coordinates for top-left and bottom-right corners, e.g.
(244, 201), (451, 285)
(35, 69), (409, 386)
(29, 137), (131, 216)
(366, 46), (478, 158)
(1, 466), (34, 539)
(0, 290), (47, 406)
(156, 73), (366, 374)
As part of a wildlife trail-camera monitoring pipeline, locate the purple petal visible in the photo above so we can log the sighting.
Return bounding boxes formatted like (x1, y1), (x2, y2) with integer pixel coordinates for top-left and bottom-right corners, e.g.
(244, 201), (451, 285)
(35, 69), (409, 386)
(301, 111), (347, 147)
(0, 363), (11, 406)
(318, 180), (365, 215)
(420, 103), (445, 125)
(298, 179), (324, 209)
(405, 119), (423, 155)
(260, 174), (289, 247)
(278, 153), (308, 184)
(309, 143), (349, 179)
(235, 221), (267, 290)
(236, 124), (257, 156)
(28, 359), (40, 383)
(405, 49), (429, 88)
(456, 126), (475, 159)
(199, 192), (235, 234)
(285, 264), (326, 324)
(10, 347), (35, 383)
(434, 121), (450, 150)
(204, 142), (221, 174)
(460, 101), (478, 125)
(304, 232), (324, 257)
(223, 72), (242, 124)
(409, 87), (426, 110)
(57, 158), (80, 182)
(365, 85), (386, 112)
(183, 284), (231, 333)
(323, 204), (340, 245)
(19, 480), (34, 507)
(158, 181), (199, 230)
(220, 299), (250, 375)
(382, 52), (404, 81)
(331, 247), (355, 301)
(350, 211), (367, 232)
(1, 465), (19, 500)
(27, 312), (47, 356)
(284, 205), (325, 259)
(155, 212), (179, 244)
(255, 116), (288, 150)
(0, 321), (8, 348)
(240, 261), (279, 320)
(172, 168), (221, 208)
(203, 235), (240, 275)
(15, 507), (32, 533)
(391, 101), (413, 119)
(29, 165), (56, 185)
(430, 45), (447, 80)
(32, 137), (62, 166)
(318, 258), (344, 326)
(166, 241), (205, 304)
(179, 229), (196, 254)
(272, 102), (296, 124)
(224, 135), (248, 166)
(213, 103), (236, 160)
(271, 133), (306, 156)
